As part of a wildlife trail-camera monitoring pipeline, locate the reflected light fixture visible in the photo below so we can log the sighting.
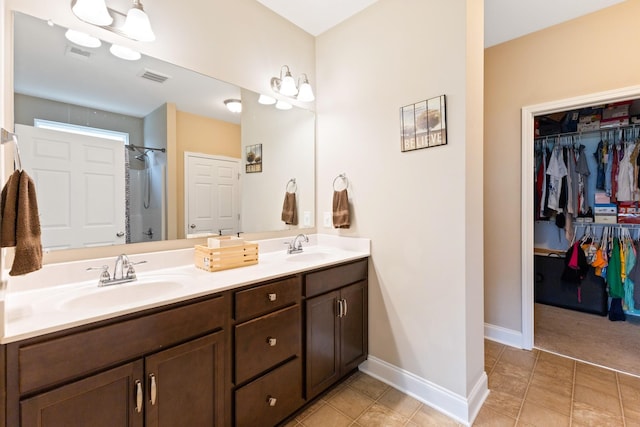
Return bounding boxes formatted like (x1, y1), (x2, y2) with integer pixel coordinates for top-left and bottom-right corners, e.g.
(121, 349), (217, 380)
(258, 94), (276, 105)
(65, 28), (102, 48)
(71, 0), (113, 26)
(275, 100), (292, 110)
(109, 44), (141, 61)
(121, 0), (156, 42)
(270, 65), (315, 102)
(224, 99), (242, 113)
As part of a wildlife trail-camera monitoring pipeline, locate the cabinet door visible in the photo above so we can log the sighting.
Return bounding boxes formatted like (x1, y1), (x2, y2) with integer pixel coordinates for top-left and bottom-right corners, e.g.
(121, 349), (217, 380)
(145, 331), (225, 427)
(305, 290), (340, 399)
(340, 280), (368, 374)
(21, 361), (144, 427)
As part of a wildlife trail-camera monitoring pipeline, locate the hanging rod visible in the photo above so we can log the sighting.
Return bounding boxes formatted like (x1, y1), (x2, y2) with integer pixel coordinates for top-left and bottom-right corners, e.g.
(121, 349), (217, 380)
(127, 144), (166, 153)
(535, 123), (640, 141)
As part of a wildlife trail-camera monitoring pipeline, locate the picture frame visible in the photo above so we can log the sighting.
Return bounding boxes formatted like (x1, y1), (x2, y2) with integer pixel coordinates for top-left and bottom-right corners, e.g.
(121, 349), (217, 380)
(400, 94), (447, 152)
(245, 143), (262, 173)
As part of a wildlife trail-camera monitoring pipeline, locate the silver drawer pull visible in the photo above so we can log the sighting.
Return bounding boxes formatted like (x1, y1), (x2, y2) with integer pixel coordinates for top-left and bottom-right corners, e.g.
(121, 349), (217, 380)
(149, 373), (157, 405)
(268, 293), (277, 302)
(267, 396), (277, 407)
(267, 337), (277, 346)
(135, 380), (143, 413)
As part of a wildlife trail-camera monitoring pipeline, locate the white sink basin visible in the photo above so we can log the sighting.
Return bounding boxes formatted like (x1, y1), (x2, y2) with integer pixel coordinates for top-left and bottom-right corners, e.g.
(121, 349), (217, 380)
(286, 251), (331, 262)
(59, 278), (186, 311)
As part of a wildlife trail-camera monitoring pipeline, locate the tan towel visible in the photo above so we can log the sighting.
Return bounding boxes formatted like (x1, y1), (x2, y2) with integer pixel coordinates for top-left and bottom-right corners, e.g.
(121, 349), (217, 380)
(332, 189), (350, 228)
(0, 170), (43, 276)
(281, 192), (298, 225)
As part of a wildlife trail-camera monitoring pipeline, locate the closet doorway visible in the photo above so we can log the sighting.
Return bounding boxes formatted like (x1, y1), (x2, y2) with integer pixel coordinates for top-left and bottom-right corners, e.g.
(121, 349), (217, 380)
(522, 85), (640, 376)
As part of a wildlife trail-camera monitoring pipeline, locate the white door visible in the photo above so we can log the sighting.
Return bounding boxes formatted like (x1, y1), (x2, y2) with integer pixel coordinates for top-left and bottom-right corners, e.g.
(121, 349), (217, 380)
(16, 124), (126, 250)
(185, 153), (240, 236)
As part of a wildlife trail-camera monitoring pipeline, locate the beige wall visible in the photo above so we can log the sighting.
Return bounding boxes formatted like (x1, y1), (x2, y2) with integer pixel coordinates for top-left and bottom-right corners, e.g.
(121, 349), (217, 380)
(175, 110), (241, 238)
(484, 1), (640, 333)
(317, 0), (485, 413)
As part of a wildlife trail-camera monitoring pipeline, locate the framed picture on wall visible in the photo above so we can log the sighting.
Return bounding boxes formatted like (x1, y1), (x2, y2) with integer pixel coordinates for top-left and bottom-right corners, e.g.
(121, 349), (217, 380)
(400, 94), (447, 152)
(246, 143), (262, 173)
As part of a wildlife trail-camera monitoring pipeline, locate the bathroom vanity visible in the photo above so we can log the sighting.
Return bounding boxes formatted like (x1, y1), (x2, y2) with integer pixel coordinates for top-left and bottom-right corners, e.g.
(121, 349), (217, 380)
(0, 235), (369, 427)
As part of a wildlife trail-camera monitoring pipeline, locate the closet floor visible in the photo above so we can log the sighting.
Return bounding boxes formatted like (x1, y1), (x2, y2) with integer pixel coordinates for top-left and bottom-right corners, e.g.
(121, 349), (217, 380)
(534, 302), (640, 377)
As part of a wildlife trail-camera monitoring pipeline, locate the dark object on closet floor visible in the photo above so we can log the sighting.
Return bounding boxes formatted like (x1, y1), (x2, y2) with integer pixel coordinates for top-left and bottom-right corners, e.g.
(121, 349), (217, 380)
(608, 298), (626, 321)
(534, 254), (608, 316)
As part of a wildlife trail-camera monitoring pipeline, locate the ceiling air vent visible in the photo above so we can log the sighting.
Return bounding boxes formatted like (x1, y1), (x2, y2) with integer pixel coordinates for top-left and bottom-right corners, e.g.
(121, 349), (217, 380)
(139, 69), (170, 84)
(65, 45), (92, 61)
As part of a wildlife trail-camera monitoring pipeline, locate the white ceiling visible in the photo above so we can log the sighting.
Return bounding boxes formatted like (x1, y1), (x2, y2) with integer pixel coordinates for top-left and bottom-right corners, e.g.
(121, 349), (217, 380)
(257, 0), (627, 46)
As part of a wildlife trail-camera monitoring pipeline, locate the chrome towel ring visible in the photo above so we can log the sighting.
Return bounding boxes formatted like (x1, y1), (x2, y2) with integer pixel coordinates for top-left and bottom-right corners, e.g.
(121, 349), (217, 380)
(286, 178), (297, 193)
(333, 173), (348, 191)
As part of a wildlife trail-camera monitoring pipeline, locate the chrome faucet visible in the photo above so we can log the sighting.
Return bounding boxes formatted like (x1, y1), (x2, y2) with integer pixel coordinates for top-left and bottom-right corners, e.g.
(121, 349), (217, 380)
(87, 254), (147, 287)
(285, 234), (309, 254)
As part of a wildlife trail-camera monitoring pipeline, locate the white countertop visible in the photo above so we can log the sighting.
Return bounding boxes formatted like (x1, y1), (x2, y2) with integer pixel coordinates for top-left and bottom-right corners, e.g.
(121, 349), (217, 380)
(3, 234), (370, 343)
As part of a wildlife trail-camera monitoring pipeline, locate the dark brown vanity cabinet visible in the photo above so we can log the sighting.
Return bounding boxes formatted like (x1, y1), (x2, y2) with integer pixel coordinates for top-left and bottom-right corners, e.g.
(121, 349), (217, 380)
(10, 295), (228, 427)
(304, 259), (368, 400)
(232, 276), (304, 427)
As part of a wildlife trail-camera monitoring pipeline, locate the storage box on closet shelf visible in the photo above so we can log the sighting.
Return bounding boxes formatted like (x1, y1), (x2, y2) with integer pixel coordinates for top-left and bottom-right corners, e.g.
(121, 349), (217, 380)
(194, 236), (258, 272)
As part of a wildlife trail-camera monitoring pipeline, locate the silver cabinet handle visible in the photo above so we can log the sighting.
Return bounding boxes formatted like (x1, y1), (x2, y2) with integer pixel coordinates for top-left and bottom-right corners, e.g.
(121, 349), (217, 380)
(342, 298), (348, 317)
(190, 224), (196, 229)
(267, 337), (277, 347)
(149, 373), (157, 405)
(116, 231), (125, 237)
(337, 299), (343, 318)
(267, 396), (277, 407)
(267, 293), (277, 302)
(135, 380), (143, 413)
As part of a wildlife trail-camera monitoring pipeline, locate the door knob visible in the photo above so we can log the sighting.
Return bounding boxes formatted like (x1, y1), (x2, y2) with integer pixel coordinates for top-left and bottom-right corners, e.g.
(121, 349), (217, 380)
(190, 224), (196, 229)
(267, 337), (277, 347)
(267, 293), (277, 302)
(116, 231), (125, 237)
(267, 396), (277, 406)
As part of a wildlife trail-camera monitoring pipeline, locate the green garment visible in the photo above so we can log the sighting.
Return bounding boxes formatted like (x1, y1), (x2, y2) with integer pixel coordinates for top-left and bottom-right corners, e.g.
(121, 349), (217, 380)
(607, 238), (624, 298)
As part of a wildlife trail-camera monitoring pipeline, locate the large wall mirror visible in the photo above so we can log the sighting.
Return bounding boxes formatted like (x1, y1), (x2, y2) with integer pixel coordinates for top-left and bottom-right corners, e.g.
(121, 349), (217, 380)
(12, 12), (315, 252)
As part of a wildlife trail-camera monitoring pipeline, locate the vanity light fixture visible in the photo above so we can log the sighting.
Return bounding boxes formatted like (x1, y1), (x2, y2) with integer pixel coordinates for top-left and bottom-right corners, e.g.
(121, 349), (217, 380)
(121, 0), (155, 42)
(65, 28), (102, 48)
(71, 0), (113, 26)
(109, 44), (141, 61)
(224, 99), (242, 113)
(270, 65), (315, 102)
(70, 0), (155, 43)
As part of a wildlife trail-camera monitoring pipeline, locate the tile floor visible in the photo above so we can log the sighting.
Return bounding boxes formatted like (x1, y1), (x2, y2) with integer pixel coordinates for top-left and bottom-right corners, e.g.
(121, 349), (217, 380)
(282, 340), (640, 426)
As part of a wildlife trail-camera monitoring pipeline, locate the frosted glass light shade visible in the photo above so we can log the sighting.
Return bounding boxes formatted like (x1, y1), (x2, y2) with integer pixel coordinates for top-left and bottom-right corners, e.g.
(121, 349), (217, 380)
(280, 74), (298, 97)
(110, 44), (141, 61)
(297, 82), (315, 102)
(72, 0), (113, 26)
(258, 94), (276, 105)
(275, 100), (292, 110)
(65, 29), (102, 48)
(224, 99), (242, 113)
(122, 5), (155, 42)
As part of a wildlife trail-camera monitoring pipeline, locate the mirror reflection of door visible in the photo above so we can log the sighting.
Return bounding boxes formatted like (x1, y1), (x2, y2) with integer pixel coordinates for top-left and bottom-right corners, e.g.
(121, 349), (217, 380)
(16, 124), (126, 250)
(185, 153), (240, 237)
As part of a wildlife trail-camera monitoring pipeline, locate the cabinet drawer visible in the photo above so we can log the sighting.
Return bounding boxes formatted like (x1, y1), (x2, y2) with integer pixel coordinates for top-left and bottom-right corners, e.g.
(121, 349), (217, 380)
(235, 276), (300, 322)
(235, 305), (300, 384)
(305, 258), (368, 297)
(235, 357), (303, 427)
(17, 295), (226, 395)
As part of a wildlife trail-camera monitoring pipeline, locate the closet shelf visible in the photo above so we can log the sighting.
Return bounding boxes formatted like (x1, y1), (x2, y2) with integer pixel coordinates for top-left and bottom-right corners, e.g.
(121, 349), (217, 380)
(536, 122), (640, 140)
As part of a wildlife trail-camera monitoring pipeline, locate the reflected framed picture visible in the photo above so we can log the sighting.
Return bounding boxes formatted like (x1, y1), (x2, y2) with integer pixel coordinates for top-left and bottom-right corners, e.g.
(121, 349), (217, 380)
(246, 143), (262, 173)
(400, 94), (447, 152)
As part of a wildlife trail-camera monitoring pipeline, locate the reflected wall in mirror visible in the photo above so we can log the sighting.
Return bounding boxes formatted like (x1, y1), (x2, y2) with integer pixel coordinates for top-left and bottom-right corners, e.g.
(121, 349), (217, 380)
(12, 12), (315, 252)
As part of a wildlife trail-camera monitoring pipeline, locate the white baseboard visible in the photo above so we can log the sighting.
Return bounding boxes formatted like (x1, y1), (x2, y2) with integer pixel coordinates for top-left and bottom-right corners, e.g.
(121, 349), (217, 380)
(484, 323), (525, 348)
(359, 356), (489, 426)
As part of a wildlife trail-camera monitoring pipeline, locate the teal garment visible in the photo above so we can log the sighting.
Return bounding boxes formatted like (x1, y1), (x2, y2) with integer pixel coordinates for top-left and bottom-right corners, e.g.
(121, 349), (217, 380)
(623, 240), (636, 311)
(607, 238), (624, 298)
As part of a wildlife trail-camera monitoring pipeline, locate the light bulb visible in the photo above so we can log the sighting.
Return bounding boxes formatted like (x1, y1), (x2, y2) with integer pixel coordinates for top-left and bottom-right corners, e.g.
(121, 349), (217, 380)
(297, 81), (315, 102)
(122, 3), (155, 42)
(280, 74), (298, 97)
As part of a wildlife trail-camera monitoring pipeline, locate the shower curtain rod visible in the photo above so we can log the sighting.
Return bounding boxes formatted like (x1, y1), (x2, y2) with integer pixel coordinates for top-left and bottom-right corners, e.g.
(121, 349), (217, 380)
(128, 144), (166, 153)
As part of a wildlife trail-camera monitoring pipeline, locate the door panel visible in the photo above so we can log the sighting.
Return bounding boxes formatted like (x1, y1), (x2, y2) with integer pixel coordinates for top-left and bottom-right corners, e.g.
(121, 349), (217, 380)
(16, 124), (126, 250)
(340, 281), (368, 373)
(186, 153), (239, 236)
